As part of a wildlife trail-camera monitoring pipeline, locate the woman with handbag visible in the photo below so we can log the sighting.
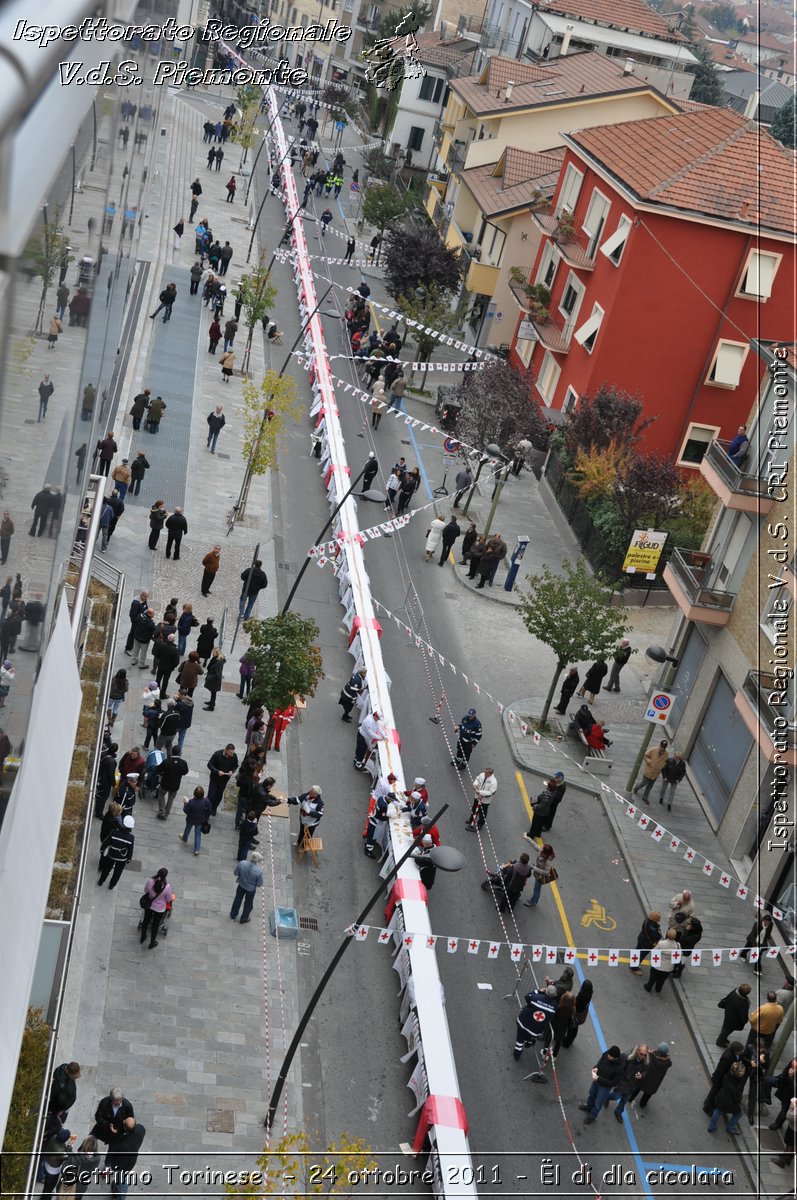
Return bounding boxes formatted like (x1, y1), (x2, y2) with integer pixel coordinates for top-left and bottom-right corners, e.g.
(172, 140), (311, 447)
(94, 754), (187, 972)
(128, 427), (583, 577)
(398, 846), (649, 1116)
(180, 786), (211, 855)
(523, 843), (557, 908)
(138, 868), (173, 948)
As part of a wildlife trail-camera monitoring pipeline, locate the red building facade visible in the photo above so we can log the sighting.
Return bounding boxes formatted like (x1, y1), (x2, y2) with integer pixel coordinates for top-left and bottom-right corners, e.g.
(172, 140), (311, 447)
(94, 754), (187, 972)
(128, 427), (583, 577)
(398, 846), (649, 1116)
(509, 108), (796, 465)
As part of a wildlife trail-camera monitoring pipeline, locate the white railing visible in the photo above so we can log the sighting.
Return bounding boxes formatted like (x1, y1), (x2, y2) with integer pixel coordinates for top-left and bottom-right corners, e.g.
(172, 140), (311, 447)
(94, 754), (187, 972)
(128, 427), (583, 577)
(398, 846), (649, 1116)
(266, 88), (475, 1192)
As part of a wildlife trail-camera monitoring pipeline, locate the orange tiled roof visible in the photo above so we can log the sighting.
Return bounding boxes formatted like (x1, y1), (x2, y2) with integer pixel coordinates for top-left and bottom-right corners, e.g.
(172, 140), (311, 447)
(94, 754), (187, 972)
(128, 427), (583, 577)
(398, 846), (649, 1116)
(537, 0), (680, 40)
(459, 147), (565, 216)
(385, 29), (478, 71)
(451, 50), (659, 115)
(568, 107), (796, 234)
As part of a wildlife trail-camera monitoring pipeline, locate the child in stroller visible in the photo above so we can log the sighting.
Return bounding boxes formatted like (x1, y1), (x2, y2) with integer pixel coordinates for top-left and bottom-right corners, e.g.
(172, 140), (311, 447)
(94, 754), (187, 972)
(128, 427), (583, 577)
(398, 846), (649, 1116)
(140, 748), (164, 798)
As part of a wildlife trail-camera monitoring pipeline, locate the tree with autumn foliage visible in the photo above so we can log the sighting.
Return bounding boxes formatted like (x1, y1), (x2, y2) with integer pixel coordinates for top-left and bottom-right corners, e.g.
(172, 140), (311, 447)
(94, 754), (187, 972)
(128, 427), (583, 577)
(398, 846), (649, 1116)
(563, 384), (650, 456)
(241, 370), (302, 477)
(572, 441), (629, 502)
(452, 358), (550, 453)
(238, 255), (278, 375)
(244, 613), (324, 715)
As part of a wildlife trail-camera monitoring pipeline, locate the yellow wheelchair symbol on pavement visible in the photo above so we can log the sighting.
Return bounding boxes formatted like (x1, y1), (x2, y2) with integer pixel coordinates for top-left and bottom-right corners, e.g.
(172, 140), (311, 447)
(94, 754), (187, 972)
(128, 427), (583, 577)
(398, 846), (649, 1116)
(581, 899), (617, 932)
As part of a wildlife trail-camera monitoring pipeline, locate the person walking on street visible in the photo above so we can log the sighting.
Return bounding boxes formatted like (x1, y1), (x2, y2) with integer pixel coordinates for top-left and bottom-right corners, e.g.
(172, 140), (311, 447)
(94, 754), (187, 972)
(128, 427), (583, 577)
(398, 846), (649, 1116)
(740, 913), (774, 975)
(40, 1127), (75, 1193)
(0, 512), (14, 565)
(154, 635), (180, 698)
(561, 979), (593, 1050)
(97, 814), (135, 887)
(628, 1043), (672, 1110)
(38, 374), (54, 421)
(146, 394), (166, 433)
(633, 740), (669, 804)
(659, 751), (686, 811)
(745, 1039), (771, 1126)
(111, 459), (131, 501)
(716, 982), (752, 1046)
(206, 743), (238, 814)
(452, 708), (482, 769)
(704, 1043), (746, 1114)
(47, 313), (63, 349)
(48, 1061), (81, 1118)
(215, 148), (224, 171)
(105, 1117), (146, 1199)
(771, 1096), (797, 1168)
(643, 927), (680, 993)
(131, 608), (156, 668)
(493, 854), (532, 912)
(343, 236), (356, 264)
(554, 667), (580, 715)
(287, 786), (324, 847)
(439, 515), (461, 566)
(139, 868), (173, 947)
(148, 500), (167, 550)
(164, 507), (188, 560)
(765, 1059), (797, 1132)
(107, 669), (128, 725)
(613, 1045), (650, 1121)
(672, 915), (703, 977)
(208, 317), (222, 354)
(239, 560), (268, 618)
(579, 1046), (627, 1123)
(669, 888), (695, 927)
(189, 261), (204, 295)
(129, 389), (150, 430)
(207, 406), (226, 452)
(541, 771), (566, 832)
(174, 692), (194, 755)
(124, 592), (149, 654)
(525, 779), (557, 841)
(156, 748), (189, 819)
(180, 786), (211, 854)
(605, 639), (632, 692)
(339, 667), (366, 722)
(453, 465), (472, 508)
(203, 647), (225, 711)
(707, 1061), (747, 1135)
(96, 431), (118, 477)
(195, 619), (217, 664)
(200, 545), (221, 596)
(226, 175), (237, 202)
(513, 985), (557, 1059)
(177, 603), (198, 657)
(466, 767), (497, 830)
(150, 282), (177, 322)
(219, 242), (233, 276)
(523, 843), (557, 907)
(230, 850), (264, 922)
(578, 659), (608, 703)
(747, 991), (785, 1049)
(129, 452), (150, 496)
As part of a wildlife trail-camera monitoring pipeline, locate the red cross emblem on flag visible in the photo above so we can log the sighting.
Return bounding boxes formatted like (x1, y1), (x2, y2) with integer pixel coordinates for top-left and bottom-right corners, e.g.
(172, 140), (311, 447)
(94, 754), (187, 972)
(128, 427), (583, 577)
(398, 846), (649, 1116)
(638, 815), (650, 829)
(448, 939), (458, 952)
(729, 948), (739, 959)
(468, 941), (480, 954)
(426, 936), (436, 948)
(532, 946), (543, 959)
(378, 930), (390, 943)
(713, 951), (722, 964)
(685, 848), (695, 861)
(488, 943), (500, 958)
(670, 838), (680, 851)
(703, 861), (714, 875)
(627, 806), (637, 819)
(610, 952), (618, 963)
(652, 826), (664, 841)
(511, 946), (522, 959)
(588, 952), (598, 963)
(754, 895), (765, 910)
(737, 885), (748, 899)
(720, 874), (730, 887)
(565, 949), (575, 961)
(404, 935), (413, 947)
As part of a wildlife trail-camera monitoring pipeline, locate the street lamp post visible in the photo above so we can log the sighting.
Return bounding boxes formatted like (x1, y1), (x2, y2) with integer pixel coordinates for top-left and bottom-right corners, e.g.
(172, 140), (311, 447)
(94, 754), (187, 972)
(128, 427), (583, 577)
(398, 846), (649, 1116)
(264, 804), (461, 1131)
(626, 644), (680, 791)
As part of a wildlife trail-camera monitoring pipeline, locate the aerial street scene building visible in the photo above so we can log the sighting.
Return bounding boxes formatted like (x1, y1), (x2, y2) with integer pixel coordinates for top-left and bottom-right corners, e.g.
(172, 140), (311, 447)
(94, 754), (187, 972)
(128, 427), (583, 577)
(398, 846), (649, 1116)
(0, 0), (794, 1195)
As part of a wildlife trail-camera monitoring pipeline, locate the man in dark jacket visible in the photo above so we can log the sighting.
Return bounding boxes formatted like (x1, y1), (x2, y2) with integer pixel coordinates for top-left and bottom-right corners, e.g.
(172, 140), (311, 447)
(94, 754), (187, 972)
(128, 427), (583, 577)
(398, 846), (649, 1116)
(477, 533), (507, 588)
(579, 1046), (627, 1122)
(164, 507), (188, 560)
(452, 709), (482, 769)
(764, 1057), (797, 1129)
(129, 389), (150, 430)
(605, 639), (632, 692)
(105, 1117), (146, 1194)
(659, 752), (687, 810)
(207, 405), (226, 452)
(338, 668), (366, 722)
(131, 608), (156, 669)
(707, 1061), (747, 1133)
(238, 560), (268, 619)
(542, 771), (566, 832)
(29, 484), (55, 536)
(155, 701), (181, 753)
(96, 432), (118, 477)
(514, 985), (557, 1059)
(97, 816), (135, 888)
(703, 1042), (746, 1113)
(150, 282), (177, 323)
(153, 635), (180, 698)
(716, 982), (752, 1047)
(156, 747), (189, 819)
(613, 1045), (649, 1121)
(207, 744), (239, 815)
(48, 1062), (81, 1116)
(554, 668), (580, 715)
(93, 742), (119, 818)
(439, 516), (461, 566)
(91, 1088), (134, 1143)
(673, 915), (703, 977)
(129, 452), (150, 496)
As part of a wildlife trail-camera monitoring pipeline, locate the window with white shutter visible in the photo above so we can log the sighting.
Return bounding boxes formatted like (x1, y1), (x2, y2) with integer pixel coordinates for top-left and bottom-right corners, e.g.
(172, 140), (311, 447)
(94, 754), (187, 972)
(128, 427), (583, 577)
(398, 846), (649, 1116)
(556, 164), (583, 215)
(573, 304), (604, 353)
(600, 215), (632, 265)
(738, 250), (780, 300)
(707, 340), (749, 388)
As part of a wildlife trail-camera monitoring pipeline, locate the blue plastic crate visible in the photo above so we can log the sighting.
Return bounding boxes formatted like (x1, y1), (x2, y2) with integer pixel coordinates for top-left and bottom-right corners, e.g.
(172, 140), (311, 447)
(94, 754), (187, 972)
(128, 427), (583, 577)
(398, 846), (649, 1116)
(269, 907), (299, 939)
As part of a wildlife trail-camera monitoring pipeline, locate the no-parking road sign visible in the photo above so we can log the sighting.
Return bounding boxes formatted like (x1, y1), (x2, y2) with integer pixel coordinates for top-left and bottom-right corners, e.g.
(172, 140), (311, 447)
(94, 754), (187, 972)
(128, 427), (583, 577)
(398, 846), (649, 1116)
(644, 690), (674, 724)
(443, 437), (460, 453)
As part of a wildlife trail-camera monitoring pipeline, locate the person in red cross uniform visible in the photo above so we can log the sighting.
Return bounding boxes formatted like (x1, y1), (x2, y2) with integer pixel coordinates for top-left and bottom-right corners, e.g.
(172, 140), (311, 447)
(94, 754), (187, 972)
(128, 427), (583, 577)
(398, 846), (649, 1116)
(266, 705), (295, 751)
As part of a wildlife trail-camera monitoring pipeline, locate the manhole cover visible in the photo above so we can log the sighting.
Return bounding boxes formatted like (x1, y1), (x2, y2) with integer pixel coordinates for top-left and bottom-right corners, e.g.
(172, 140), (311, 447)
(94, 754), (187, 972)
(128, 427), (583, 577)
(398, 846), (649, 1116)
(299, 916), (319, 931)
(206, 1109), (235, 1133)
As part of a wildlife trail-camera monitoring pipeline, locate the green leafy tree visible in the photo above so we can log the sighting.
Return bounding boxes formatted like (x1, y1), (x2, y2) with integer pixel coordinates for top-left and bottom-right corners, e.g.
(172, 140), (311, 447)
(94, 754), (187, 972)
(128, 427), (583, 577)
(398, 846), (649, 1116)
(396, 285), (459, 388)
(771, 94), (796, 148)
(361, 183), (409, 254)
(564, 384), (649, 455)
(362, 146), (392, 180)
(26, 206), (74, 333)
(237, 255), (278, 375)
(244, 614), (324, 714)
(686, 41), (724, 106)
(452, 358), (548, 451)
(383, 224), (463, 300)
(241, 370), (302, 476)
(701, 3), (739, 31)
(226, 1131), (375, 1197)
(321, 83), (351, 120)
(518, 560), (630, 724)
(231, 86), (262, 168)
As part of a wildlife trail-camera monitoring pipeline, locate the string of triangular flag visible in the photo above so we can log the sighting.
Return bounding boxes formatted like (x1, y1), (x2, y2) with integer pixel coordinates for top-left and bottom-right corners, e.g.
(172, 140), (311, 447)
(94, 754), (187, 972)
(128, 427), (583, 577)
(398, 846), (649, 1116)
(307, 509), (418, 562)
(364, 593), (786, 919)
(296, 349), (486, 374)
(347, 925), (796, 965)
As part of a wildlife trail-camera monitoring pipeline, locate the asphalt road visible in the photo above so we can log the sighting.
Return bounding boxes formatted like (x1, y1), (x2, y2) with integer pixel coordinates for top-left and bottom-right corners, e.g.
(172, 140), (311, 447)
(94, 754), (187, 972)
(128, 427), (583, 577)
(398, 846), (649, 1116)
(253, 145), (749, 1195)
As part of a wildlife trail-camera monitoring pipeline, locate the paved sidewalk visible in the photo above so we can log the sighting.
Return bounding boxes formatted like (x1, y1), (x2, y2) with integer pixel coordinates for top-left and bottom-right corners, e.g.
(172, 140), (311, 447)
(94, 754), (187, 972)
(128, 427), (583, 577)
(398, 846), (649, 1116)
(57, 85), (306, 1168)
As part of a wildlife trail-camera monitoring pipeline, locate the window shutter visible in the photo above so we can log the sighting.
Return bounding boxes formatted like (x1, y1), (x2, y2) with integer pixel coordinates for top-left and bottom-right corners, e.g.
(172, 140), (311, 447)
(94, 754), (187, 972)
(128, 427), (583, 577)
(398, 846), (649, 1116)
(711, 343), (747, 387)
(600, 216), (632, 262)
(574, 305), (603, 349)
(744, 252), (777, 299)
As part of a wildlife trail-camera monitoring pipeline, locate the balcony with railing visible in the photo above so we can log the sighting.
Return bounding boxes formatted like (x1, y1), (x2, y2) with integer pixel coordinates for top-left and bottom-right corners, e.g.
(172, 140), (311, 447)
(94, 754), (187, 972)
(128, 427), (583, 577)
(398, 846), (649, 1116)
(522, 309), (573, 354)
(531, 206), (597, 271)
(735, 670), (797, 765)
(428, 191), (451, 240)
(508, 277), (532, 310)
(699, 439), (774, 515)
(445, 140), (468, 174)
(663, 548), (736, 626)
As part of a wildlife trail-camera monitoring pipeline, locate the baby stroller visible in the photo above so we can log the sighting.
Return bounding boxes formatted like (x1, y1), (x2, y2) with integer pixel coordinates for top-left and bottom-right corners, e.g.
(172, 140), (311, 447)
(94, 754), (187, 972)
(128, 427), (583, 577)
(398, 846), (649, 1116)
(137, 892), (175, 939)
(140, 748), (164, 798)
(481, 865), (512, 897)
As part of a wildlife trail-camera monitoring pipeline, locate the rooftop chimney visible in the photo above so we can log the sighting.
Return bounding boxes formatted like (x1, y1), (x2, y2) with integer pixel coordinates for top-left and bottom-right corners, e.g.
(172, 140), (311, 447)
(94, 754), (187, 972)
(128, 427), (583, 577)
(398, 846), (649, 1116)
(560, 23), (574, 56)
(623, 58), (635, 75)
(504, 82), (514, 103)
(739, 201), (751, 218)
(743, 89), (760, 118)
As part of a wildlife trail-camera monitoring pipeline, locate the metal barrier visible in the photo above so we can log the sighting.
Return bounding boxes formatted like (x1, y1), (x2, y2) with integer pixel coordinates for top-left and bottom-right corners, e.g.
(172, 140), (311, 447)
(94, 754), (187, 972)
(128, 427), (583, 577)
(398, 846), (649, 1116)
(266, 90), (474, 1192)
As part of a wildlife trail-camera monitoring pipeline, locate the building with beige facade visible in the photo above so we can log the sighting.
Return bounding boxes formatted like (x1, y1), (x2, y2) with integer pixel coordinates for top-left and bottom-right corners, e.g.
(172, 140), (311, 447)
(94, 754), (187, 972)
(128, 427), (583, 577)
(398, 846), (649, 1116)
(662, 340), (796, 939)
(424, 50), (681, 345)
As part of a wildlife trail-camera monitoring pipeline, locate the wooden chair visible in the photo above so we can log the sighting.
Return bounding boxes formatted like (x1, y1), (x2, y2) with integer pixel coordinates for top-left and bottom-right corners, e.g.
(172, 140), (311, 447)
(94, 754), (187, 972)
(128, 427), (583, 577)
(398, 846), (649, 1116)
(296, 835), (323, 865)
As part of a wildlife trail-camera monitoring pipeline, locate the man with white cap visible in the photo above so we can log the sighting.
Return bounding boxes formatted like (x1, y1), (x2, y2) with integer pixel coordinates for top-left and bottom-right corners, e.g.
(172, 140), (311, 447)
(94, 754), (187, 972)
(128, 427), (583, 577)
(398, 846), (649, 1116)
(605, 639), (633, 693)
(411, 834), (437, 890)
(466, 767), (497, 831)
(97, 815), (135, 888)
(364, 773), (399, 857)
(115, 773), (139, 816)
(354, 709), (386, 771)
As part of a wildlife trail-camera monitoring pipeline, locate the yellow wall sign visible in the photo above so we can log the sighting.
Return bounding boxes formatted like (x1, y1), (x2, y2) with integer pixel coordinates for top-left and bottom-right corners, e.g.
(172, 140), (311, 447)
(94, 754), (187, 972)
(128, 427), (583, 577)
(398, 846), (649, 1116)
(622, 529), (668, 574)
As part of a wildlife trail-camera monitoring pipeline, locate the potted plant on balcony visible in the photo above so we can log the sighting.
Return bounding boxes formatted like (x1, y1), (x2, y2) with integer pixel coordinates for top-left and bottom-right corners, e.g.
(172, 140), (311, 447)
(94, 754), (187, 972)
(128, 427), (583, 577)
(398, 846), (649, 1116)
(554, 211), (577, 243)
(509, 266), (528, 286)
(524, 283), (551, 308)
